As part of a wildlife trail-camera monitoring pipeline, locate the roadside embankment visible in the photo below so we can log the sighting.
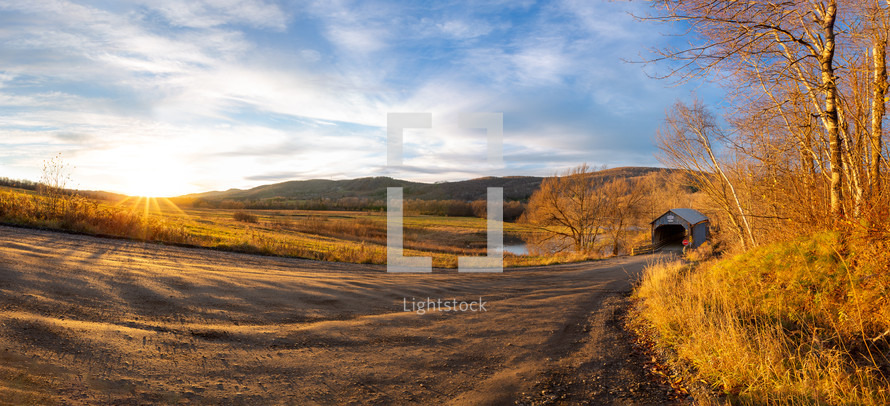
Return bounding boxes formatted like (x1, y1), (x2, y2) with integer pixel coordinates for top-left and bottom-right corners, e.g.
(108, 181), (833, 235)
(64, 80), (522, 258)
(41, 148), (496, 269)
(632, 232), (890, 404)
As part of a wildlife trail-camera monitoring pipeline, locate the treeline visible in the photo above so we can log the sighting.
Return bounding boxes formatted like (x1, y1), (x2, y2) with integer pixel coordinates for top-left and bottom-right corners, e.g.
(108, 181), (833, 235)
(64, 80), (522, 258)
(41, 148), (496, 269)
(179, 197), (527, 222)
(403, 199), (525, 222)
(182, 197), (388, 211)
(0, 176), (126, 202)
(0, 177), (39, 191)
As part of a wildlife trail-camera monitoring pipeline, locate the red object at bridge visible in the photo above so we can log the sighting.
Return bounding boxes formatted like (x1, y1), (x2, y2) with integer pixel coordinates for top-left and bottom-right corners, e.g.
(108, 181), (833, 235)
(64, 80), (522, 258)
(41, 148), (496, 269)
(682, 239), (689, 246)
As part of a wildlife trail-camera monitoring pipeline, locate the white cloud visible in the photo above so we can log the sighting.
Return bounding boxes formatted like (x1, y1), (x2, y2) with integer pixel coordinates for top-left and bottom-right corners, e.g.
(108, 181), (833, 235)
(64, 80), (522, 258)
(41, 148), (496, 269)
(556, 0), (643, 40)
(299, 49), (322, 63)
(0, 0), (706, 194)
(308, 0), (394, 54)
(511, 40), (569, 86)
(326, 26), (387, 54)
(436, 19), (494, 39)
(137, 0), (288, 30)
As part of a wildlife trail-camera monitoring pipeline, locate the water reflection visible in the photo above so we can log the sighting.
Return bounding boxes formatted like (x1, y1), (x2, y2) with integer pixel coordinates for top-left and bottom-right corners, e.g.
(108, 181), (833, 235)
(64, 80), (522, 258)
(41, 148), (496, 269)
(503, 234), (613, 256)
(503, 243), (528, 255)
(503, 234), (528, 255)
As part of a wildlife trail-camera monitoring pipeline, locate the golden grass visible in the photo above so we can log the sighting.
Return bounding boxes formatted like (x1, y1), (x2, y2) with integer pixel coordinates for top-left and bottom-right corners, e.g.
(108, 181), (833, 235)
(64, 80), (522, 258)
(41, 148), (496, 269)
(0, 189), (203, 245)
(632, 232), (890, 404)
(0, 187), (592, 268)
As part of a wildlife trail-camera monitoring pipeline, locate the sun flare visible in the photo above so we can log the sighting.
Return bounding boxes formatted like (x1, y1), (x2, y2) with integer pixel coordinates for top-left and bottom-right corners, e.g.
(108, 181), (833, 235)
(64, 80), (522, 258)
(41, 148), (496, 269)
(124, 170), (177, 198)
(99, 144), (196, 198)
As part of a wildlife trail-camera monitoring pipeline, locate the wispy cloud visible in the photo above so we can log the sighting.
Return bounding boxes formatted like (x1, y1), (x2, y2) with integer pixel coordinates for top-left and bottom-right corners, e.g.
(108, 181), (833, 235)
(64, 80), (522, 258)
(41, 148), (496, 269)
(141, 0), (289, 30)
(0, 0), (714, 195)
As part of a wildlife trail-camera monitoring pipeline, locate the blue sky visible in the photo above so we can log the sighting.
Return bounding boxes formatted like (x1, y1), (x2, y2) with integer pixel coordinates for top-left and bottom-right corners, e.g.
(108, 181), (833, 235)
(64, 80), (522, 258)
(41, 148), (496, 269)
(0, 0), (716, 196)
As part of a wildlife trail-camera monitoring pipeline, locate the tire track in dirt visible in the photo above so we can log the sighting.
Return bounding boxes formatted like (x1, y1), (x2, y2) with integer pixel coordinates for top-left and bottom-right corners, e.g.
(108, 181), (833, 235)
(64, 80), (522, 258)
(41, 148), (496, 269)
(0, 225), (684, 405)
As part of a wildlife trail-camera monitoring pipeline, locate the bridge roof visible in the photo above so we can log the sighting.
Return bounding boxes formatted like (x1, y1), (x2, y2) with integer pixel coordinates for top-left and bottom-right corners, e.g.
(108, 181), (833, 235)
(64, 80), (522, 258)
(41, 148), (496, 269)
(651, 208), (708, 225)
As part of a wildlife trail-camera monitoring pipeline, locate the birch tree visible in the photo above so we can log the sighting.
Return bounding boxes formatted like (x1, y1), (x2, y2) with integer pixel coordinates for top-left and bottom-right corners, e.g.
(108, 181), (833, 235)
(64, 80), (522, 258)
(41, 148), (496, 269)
(646, 0), (890, 232)
(646, 0), (848, 218)
(657, 100), (756, 249)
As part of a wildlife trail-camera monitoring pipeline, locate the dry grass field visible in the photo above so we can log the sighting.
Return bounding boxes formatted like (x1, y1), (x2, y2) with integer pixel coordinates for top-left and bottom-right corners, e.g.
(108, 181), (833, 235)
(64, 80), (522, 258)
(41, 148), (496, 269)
(0, 226), (682, 405)
(0, 186), (602, 269)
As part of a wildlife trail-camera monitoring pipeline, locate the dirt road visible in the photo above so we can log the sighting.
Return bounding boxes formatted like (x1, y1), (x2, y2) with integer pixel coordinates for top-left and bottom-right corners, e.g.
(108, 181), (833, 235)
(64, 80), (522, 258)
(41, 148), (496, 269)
(0, 225), (683, 405)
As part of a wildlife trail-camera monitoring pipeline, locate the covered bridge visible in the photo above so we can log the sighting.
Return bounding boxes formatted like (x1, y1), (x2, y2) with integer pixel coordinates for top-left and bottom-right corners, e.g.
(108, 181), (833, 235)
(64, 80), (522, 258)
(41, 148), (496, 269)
(650, 208), (709, 251)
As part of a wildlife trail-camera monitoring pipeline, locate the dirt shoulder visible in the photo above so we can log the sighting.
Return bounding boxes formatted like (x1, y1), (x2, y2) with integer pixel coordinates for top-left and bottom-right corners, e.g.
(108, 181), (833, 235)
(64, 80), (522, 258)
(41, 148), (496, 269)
(0, 225), (685, 405)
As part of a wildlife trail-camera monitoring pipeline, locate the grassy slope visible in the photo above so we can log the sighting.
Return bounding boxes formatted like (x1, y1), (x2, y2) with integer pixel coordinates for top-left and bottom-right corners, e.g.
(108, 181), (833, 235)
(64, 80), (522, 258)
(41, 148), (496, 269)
(633, 233), (890, 404)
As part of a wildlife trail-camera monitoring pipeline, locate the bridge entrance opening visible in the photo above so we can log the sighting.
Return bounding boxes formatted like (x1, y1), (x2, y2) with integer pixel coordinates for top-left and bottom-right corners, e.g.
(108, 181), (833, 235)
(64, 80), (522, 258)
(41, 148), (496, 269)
(653, 224), (686, 251)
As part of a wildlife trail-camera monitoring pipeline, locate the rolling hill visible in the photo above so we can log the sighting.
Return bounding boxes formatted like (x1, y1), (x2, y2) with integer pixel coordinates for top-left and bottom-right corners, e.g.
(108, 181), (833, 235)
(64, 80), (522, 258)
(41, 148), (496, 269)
(181, 166), (672, 203)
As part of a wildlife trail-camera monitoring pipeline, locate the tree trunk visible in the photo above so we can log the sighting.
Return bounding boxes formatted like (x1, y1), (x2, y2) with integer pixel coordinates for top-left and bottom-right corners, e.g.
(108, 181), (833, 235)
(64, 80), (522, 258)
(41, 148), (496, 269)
(821, 1), (844, 219)
(871, 40), (888, 196)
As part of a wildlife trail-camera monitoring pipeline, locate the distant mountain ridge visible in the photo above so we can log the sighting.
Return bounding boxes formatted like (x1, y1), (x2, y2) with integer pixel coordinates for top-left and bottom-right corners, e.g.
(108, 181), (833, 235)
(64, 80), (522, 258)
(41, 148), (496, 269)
(182, 166), (671, 202)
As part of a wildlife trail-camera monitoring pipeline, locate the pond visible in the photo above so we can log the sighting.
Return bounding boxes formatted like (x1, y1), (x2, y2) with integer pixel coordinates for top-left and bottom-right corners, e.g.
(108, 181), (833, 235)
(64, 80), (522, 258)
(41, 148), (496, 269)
(503, 243), (528, 255)
(503, 235), (528, 255)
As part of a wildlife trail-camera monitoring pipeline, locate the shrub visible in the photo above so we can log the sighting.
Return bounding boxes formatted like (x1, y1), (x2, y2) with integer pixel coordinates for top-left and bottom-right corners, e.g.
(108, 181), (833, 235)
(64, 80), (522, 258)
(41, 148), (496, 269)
(233, 211), (258, 223)
(684, 240), (716, 262)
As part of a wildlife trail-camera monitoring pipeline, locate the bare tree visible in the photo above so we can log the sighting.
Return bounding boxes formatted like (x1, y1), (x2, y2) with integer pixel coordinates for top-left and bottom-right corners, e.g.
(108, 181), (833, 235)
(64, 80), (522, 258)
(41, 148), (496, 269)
(38, 153), (73, 216)
(867, 0), (890, 196)
(39, 153), (71, 191)
(657, 100), (756, 249)
(523, 164), (609, 253)
(645, 0), (847, 218)
(602, 177), (649, 256)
